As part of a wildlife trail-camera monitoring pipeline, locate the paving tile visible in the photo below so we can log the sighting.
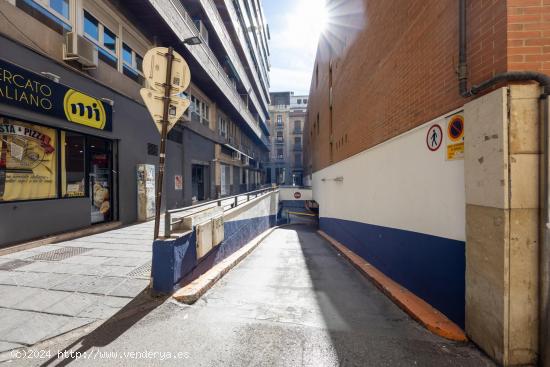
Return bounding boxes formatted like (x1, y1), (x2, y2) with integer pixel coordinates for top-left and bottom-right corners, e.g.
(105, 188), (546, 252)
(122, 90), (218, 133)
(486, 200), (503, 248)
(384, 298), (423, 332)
(85, 249), (151, 258)
(50, 275), (96, 292)
(108, 278), (150, 298)
(12, 289), (72, 312)
(103, 257), (150, 267)
(58, 255), (109, 266)
(0, 251), (42, 260)
(77, 296), (132, 319)
(45, 292), (105, 317)
(79, 276), (127, 295)
(0, 285), (42, 308)
(3, 272), (68, 289)
(0, 341), (24, 353)
(1, 310), (93, 345)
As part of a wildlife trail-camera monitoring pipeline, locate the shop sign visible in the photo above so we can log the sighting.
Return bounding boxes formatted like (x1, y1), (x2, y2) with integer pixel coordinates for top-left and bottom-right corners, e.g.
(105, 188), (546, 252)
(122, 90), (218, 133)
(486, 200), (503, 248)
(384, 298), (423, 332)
(0, 58), (112, 131)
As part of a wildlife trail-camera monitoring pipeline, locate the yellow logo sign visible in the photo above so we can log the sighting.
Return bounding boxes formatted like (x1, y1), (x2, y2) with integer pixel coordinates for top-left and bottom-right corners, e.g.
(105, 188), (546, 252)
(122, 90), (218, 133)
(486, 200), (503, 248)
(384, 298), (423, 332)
(63, 89), (106, 130)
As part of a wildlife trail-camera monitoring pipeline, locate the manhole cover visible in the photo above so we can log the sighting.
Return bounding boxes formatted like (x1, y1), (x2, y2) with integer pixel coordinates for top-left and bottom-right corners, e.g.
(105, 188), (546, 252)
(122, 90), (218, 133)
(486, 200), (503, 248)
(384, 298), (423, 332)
(29, 247), (91, 261)
(127, 262), (152, 279)
(0, 259), (32, 271)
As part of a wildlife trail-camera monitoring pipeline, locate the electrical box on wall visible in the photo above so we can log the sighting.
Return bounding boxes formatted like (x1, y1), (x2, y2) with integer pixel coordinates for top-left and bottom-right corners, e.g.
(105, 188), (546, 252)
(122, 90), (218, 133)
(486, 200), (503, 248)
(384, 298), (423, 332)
(212, 214), (224, 246)
(196, 219), (213, 259)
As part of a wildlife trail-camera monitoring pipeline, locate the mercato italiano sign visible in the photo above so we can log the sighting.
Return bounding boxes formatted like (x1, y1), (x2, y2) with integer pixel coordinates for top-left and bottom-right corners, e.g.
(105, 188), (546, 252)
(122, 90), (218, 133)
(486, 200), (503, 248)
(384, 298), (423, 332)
(0, 58), (113, 131)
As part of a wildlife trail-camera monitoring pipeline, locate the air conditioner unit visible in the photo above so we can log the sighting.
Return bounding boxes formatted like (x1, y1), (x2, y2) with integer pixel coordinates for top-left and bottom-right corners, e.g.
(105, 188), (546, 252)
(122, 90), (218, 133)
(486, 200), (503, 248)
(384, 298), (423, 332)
(243, 156), (249, 165)
(63, 32), (98, 69)
(193, 20), (209, 45)
(232, 151), (241, 160)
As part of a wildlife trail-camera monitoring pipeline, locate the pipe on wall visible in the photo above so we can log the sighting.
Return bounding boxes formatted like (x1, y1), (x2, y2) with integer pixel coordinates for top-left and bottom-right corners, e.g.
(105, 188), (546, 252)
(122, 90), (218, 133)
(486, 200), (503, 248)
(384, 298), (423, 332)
(458, 0), (550, 365)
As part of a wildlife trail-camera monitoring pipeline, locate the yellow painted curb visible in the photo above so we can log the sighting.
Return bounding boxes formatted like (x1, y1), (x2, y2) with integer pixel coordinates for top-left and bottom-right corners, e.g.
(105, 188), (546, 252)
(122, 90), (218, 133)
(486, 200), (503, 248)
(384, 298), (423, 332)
(317, 230), (468, 342)
(173, 226), (278, 304)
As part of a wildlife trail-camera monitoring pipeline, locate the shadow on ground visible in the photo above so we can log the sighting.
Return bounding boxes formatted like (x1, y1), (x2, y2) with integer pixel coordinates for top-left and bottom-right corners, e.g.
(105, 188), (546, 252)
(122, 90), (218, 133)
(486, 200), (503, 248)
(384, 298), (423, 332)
(290, 223), (494, 366)
(39, 289), (168, 367)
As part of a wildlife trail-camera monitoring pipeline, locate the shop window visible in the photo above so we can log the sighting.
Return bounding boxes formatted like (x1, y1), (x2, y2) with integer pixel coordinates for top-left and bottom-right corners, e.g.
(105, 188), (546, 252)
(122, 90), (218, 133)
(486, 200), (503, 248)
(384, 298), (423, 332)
(83, 10), (118, 69)
(0, 118), (57, 201)
(61, 131), (85, 197)
(17, 0), (72, 34)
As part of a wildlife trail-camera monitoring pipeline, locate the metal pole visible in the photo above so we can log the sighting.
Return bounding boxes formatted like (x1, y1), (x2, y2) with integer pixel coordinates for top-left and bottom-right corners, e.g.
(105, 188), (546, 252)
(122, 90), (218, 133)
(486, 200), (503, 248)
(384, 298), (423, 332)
(540, 95), (550, 367)
(153, 47), (174, 240)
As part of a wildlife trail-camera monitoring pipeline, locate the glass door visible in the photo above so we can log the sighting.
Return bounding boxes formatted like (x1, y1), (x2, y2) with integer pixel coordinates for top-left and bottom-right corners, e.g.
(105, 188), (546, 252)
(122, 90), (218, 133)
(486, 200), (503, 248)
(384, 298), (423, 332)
(88, 137), (112, 224)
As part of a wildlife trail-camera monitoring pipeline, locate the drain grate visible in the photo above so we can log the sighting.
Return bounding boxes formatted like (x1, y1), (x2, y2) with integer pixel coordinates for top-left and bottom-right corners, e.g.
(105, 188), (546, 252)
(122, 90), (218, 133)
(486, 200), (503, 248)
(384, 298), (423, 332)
(0, 259), (32, 271)
(29, 247), (91, 261)
(127, 262), (152, 278)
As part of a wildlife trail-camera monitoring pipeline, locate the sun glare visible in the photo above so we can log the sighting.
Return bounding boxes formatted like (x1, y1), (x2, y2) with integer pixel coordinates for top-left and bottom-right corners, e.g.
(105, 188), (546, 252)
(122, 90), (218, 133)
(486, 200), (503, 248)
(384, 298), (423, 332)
(286, 0), (329, 48)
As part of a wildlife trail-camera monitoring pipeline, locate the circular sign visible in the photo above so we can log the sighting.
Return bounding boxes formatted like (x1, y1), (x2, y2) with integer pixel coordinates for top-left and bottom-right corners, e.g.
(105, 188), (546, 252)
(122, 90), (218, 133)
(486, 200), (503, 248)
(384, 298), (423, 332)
(142, 47), (190, 95)
(448, 115), (464, 142)
(426, 124), (443, 151)
(294, 192), (302, 199)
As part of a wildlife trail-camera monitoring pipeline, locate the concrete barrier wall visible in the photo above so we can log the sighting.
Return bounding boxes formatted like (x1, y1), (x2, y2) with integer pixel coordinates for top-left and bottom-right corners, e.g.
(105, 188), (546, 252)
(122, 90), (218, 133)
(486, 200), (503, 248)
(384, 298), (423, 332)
(312, 108), (466, 327)
(151, 190), (279, 293)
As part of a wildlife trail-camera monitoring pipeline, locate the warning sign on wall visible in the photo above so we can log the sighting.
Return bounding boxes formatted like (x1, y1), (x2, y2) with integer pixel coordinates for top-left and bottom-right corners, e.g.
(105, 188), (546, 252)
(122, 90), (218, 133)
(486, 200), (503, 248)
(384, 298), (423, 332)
(446, 113), (464, 160)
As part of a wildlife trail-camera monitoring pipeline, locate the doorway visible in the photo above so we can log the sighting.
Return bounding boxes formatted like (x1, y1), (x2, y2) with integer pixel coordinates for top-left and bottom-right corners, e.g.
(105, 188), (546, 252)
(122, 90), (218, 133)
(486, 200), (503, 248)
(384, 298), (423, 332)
(192, 164), (205, 202)
(88, 137), (112, 224)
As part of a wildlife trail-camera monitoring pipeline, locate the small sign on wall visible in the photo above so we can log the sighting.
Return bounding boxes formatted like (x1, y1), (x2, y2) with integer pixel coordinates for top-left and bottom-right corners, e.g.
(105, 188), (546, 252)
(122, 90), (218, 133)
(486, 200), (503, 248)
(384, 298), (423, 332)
(426, 124), (443, 151)
(446, 114), (464, 160)
(175, 175), (183, 190)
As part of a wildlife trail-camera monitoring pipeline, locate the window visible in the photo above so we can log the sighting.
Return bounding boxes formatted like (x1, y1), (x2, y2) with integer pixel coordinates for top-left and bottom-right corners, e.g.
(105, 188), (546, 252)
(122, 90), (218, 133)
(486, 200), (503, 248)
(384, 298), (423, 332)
(276, 114), (282, 126)
(201, 102), (210, 126)
(303, 99), (308, 104)
(83, 10), (118, 68)
(219, 117), (228, 138)
(276, 131), (283, 142)
(61, 131), (85, 197)
(294, 137), (301, 145)
(277, 149), (283, 159)
(0, 117), (57, 201)
(18, 0), (72, 34)
(294, 120), (301, 131)
(294, 153), (301, 164)
(122, 43), (144, 82)
(297, 99), (302, 104)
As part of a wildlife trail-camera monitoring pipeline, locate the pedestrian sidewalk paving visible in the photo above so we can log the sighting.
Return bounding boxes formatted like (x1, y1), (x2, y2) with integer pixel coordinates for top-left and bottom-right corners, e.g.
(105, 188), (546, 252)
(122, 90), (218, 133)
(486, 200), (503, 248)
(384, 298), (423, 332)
(0, 220), (157, 353)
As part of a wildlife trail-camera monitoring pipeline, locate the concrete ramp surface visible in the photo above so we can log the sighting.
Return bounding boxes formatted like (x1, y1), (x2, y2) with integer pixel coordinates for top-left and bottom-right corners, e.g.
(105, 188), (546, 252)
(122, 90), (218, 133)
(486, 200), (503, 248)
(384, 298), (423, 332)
(25, 225), (494, 366)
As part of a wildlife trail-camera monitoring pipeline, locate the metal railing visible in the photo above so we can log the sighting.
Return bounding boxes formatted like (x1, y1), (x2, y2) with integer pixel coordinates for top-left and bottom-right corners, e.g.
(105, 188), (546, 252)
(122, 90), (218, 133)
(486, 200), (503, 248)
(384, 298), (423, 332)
(164, 186), (277, 237)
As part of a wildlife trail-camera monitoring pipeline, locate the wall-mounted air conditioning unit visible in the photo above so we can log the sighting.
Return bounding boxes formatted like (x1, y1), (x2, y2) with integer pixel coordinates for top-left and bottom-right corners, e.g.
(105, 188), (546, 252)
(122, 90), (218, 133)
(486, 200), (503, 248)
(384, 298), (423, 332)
(63, 32), (98, 69)
(243, 156), (249, 165)
(193, 19), (209, 45)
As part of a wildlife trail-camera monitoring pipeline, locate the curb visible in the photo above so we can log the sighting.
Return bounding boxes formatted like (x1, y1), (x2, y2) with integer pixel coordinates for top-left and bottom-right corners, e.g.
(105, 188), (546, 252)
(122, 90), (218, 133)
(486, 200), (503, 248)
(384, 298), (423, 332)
(317, 230), (468, 342)
(173, 226), (278, 304)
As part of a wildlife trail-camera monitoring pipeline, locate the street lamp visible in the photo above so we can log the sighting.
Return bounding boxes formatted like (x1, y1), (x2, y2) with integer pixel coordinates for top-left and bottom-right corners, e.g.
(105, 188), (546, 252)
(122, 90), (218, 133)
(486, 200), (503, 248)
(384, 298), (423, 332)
(183, 36), (202, 45)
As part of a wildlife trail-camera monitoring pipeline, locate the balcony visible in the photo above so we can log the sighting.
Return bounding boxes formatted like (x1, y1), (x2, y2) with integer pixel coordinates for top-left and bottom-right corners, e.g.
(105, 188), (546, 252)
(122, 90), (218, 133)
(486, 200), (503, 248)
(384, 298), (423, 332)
(198, 0), (268, 121)
(147, 0), (263, 141)
(275, 137), (284, 144)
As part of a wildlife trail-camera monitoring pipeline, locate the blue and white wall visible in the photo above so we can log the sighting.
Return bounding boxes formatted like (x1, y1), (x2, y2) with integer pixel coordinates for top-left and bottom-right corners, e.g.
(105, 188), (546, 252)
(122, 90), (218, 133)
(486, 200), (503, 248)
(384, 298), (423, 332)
(313, 109), (466, 326)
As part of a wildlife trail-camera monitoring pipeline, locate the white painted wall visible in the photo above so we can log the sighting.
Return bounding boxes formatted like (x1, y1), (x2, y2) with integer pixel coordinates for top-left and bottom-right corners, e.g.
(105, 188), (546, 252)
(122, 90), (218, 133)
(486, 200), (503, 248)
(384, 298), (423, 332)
(313, 109), (465, 241)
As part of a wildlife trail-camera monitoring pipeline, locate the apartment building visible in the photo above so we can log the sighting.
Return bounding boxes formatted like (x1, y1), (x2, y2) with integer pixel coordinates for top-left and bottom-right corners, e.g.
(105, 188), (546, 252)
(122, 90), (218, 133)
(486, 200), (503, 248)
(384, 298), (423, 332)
(0, 0), (270, 247)
(306, 1), (550, 365)
(265, 91), (306, 185)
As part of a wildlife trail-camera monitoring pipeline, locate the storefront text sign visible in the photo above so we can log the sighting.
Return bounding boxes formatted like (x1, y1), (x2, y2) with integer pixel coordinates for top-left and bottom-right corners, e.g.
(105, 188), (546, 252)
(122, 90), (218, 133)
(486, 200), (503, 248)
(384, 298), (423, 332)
(0, 58), (112, 131)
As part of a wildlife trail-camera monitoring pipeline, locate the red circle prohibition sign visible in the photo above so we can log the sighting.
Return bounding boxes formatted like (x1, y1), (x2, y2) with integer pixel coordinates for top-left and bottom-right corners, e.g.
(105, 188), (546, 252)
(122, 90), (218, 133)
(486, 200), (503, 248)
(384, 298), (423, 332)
(426, 124), (443, 151)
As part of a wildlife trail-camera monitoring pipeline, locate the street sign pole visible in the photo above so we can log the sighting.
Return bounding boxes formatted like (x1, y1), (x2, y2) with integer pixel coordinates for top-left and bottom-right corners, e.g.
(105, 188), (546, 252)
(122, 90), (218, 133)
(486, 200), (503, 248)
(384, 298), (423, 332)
(153, 47), (174, 240)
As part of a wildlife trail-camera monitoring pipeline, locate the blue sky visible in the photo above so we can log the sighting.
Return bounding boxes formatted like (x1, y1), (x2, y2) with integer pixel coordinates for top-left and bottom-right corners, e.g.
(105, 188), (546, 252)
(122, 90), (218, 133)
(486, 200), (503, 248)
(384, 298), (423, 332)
(263, 0), (324, 95)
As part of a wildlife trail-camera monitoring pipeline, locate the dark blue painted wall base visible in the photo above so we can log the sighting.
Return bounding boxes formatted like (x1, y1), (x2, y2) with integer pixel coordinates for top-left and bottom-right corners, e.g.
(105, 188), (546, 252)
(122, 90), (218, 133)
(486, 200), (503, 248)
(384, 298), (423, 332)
(320, 217), (465, 327)
(152, 214), (276, 294)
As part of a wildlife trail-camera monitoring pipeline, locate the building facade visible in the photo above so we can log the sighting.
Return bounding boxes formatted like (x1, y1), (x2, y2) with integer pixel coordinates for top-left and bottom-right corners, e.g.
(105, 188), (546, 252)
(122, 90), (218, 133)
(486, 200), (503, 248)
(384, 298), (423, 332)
(0, 0), (270, 247)
(266, 91), (306, 185)
(305, 1), (550, 365)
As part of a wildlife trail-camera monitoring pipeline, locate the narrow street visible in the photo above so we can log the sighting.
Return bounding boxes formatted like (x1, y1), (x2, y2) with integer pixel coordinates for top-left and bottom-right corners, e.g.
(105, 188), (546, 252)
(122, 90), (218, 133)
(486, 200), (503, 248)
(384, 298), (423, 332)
(25, 226), (493, 367)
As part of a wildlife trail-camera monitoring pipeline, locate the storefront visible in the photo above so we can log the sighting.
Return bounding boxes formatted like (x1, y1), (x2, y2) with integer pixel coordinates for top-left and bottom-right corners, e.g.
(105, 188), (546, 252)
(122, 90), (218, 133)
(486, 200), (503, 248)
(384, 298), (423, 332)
(0, 33), (175, 248)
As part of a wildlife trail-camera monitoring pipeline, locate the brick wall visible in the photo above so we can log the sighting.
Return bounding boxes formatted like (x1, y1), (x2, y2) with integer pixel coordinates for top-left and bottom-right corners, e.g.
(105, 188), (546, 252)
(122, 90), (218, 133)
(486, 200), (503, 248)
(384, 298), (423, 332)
(305, 0), (549, 174)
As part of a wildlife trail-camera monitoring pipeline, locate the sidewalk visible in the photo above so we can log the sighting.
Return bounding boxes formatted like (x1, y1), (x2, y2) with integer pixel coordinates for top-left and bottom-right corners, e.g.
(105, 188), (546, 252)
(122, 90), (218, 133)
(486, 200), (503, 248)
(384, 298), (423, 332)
(0, 221), (156, 353)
